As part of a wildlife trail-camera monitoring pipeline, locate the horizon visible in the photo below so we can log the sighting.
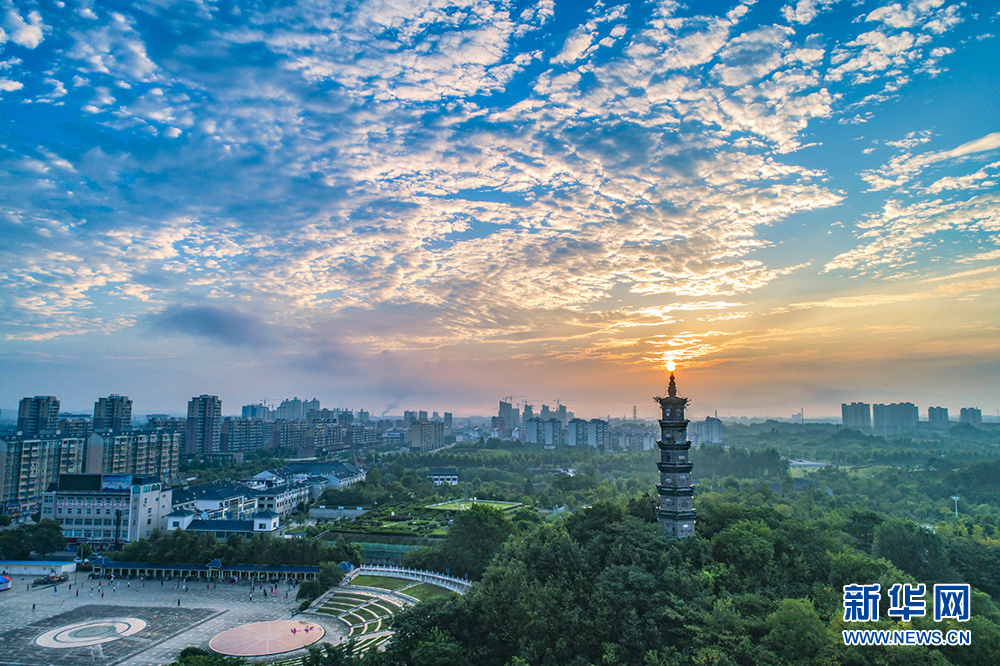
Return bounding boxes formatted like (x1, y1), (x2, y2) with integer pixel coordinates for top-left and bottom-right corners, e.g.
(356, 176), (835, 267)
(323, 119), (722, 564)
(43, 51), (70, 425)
(2, 0), (998, 420)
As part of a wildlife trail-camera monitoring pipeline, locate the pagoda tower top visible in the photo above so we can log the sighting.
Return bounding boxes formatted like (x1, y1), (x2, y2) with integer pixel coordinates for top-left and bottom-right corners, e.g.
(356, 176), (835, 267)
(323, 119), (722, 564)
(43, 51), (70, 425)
(653, 369), (695, 539)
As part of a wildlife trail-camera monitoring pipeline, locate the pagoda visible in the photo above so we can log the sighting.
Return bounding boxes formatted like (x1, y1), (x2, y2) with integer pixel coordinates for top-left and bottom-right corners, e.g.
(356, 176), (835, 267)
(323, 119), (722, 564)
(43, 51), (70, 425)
(654, 369), (696, 538)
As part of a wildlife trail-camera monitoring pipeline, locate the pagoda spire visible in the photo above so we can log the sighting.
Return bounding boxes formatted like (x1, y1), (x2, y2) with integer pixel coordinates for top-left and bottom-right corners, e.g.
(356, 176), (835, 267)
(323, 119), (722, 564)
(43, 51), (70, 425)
(654, 370), (695, 539)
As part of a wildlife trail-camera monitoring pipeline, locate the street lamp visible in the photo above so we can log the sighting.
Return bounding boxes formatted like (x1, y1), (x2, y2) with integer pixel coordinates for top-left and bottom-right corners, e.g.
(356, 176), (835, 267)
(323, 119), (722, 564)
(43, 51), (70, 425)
(951, 496), (960, 519)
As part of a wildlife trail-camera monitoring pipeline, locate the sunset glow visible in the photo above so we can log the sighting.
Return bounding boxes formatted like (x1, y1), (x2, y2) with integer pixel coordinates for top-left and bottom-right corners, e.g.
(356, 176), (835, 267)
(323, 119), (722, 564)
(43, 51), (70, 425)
(1, 0), (997, 419)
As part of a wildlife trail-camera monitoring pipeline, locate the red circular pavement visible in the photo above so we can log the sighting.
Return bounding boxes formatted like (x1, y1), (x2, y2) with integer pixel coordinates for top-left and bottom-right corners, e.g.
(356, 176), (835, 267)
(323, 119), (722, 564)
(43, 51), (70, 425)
(209, 620), (325, 656)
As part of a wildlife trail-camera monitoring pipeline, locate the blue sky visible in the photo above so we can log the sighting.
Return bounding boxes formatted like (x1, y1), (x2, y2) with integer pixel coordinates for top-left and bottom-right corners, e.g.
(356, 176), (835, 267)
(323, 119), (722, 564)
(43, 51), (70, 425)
(1, 0), (998, 419)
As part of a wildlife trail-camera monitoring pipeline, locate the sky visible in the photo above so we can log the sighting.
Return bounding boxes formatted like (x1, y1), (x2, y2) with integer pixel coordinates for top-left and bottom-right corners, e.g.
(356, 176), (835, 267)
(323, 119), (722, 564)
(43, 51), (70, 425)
(1, 0), (998, 420)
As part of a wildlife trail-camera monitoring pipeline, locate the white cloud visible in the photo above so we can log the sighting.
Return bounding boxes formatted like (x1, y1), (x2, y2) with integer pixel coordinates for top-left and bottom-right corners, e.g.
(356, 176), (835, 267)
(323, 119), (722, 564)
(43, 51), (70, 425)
(553, 30), (595, 65)
(5, 10), (45, 49)
(825, 193), (1000, 272)
(863, 131), (1000, 191)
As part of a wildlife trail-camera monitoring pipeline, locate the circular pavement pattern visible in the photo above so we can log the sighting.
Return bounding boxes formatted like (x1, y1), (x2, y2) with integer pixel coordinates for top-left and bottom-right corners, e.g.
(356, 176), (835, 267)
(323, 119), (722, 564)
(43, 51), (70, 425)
(35, 618), (148, 648)
(209, 620), (325, 657)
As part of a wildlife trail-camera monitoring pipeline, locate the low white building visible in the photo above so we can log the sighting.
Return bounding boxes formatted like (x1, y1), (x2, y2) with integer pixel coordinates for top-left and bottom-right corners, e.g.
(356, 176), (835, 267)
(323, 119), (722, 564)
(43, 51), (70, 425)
(426, 468), (459, 486)
(40, 473), (171, 551)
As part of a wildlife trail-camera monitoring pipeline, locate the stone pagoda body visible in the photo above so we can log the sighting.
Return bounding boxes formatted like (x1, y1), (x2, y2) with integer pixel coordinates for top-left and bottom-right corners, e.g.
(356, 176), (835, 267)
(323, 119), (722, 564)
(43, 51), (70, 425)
(655, 372), (696, 538)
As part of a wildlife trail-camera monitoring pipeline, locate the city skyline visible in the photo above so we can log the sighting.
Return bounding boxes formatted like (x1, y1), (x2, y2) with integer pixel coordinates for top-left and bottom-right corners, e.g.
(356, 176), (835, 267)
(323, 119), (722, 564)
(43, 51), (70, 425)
(2, 0), (998, 419)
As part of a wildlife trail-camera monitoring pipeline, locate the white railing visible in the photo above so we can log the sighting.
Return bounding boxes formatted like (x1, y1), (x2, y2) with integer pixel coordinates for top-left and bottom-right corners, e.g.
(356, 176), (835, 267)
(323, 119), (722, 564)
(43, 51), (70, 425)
(348, 564), (472, 593)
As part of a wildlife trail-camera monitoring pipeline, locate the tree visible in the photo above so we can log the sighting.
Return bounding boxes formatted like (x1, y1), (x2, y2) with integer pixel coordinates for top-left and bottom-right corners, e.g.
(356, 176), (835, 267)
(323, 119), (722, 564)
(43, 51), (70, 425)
(763, 598), (830, 663)
(408, 627), (465, 666)
(0, 528), (30, 560)
(873, 518), (951, 583)
(26, 519), (66, 557)
(77, 543), (94, 561)
(403, 504), (512, 580)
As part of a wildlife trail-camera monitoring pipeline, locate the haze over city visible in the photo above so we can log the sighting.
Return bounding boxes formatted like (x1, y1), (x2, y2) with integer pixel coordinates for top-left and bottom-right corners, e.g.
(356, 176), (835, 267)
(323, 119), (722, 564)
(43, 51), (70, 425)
(1, 0), (998, 419)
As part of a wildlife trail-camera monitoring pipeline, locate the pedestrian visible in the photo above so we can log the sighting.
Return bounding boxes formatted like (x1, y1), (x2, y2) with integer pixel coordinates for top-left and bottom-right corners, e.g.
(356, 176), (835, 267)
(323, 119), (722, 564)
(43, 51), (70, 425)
(90, 591), (93, 598)
(32, 603), (35, 611)
(177, 599), (180, 607)
(101, 590), (104, 598)
(127, 581), (130, 588)
(54, 586), (58, 596)
(250, 593), (253, 601)
(76, 589), (79, 597)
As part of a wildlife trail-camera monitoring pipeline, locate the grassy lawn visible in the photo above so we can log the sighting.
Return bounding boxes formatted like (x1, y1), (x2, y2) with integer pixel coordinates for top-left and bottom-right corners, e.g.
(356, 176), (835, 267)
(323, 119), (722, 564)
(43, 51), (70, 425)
(403, 582), (457, 602)
(426, 499), (523, 511)
(354, 606), (378, 621)
(349, 574), (413, 590)
(788, 466), (824, 479)
(332, 592), (375, 601)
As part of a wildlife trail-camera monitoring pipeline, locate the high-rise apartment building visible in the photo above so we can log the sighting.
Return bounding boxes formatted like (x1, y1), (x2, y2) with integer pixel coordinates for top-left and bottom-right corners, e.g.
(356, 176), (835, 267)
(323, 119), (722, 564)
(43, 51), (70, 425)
(587, 419), (609, 449)
(568, 418), (609, 447)
(928, 406), (949, 424)
(344, 423), (377, 448)
(443, 412), (453, 430)
(688, 416), (723, 445)
(873, 402), (919, 431)
(0, 435), (86, 518)
(959, 407), (982, 425)
(58, 417), (93, 439)
(17, 396), (60, 436)
(84, 431), (180, 482)
(276, 398), (303, 420)
(270, 419), (309, 450)
(498, 401), (513, 432)
(221, 417), (269, 453)
(241, 403), (271, 419)
(185, 395), (222, 455)
(410, 420), (444, 452)
(93, 394), (133, 432)
(310, 421), (345, 451)
(841, 402), (872, 430)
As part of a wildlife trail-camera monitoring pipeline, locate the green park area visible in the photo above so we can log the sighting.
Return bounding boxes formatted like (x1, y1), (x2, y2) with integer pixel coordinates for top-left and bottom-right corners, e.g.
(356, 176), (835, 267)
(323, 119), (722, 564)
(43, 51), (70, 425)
(401, 582), (456, 602)
(348, 574), (413, 590)
(425, 499), (523, 511)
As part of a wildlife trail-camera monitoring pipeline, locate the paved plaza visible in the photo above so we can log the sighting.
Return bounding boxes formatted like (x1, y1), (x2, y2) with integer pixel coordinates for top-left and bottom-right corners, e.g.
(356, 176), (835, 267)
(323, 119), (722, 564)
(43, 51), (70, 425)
(209, 620), (324, 657)
(0, 574), (347, 666)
